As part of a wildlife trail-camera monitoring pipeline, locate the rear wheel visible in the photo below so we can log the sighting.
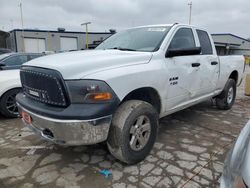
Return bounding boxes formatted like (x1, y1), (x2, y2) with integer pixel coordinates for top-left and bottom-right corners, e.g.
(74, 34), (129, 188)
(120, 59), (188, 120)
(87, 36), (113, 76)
(215, 79), (236, 110)
(0, 88), (21, 118)
(107, 100), (158, 164)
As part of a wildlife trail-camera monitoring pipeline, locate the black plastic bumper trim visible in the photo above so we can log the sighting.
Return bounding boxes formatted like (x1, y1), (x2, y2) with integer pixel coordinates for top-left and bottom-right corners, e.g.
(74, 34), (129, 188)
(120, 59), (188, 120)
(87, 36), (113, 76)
(16, 93), (120, 120)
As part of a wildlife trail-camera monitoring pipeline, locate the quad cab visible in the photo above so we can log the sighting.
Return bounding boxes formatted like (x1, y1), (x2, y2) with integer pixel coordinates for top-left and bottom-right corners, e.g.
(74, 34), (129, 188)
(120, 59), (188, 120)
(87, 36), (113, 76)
(16, 24), (245, 164)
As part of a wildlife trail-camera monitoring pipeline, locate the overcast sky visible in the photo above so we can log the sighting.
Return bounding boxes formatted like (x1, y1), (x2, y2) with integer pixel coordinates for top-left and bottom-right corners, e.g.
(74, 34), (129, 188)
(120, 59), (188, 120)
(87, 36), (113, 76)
(0, 0), (250, 38)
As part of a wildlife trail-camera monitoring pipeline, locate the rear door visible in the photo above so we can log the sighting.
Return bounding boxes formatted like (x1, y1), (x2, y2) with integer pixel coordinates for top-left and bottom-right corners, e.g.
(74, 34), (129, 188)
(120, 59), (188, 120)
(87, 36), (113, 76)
(195, 29), (219, 95)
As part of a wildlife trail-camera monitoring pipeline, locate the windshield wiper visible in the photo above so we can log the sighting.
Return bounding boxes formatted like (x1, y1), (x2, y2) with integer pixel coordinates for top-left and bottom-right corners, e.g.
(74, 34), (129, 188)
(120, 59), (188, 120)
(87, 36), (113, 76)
(107, 47), (137, 51)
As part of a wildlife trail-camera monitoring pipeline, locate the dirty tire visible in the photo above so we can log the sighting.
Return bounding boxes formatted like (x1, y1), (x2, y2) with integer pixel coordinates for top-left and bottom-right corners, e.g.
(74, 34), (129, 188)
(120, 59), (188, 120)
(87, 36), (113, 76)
(0, 88), (21, 118)
(107, 100), (158, 164)
(216, 79), (236, 110)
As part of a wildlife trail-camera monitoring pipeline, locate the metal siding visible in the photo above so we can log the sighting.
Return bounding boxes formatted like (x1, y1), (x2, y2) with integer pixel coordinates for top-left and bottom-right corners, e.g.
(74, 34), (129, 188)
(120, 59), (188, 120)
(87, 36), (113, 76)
(212, 34), (250, 56)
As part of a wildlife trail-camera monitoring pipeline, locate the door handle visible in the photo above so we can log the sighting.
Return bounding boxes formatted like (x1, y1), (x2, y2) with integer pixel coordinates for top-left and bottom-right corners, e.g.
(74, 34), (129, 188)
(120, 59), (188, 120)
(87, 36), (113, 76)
(211, 61), (218, 65)
(191, 63), (200, 67)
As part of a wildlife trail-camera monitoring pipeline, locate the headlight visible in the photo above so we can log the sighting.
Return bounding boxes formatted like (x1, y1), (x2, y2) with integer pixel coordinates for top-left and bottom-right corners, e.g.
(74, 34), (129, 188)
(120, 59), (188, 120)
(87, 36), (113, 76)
(65, 80), (117, 103)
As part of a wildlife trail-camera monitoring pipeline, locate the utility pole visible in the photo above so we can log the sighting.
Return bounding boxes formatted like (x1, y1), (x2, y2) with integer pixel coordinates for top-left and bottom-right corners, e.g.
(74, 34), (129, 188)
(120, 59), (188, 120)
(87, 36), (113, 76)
(81, 22), (91, 49)
(19, 1), (25, 52)
(188, 1), (192, 25)
(10, 19), (13, 30)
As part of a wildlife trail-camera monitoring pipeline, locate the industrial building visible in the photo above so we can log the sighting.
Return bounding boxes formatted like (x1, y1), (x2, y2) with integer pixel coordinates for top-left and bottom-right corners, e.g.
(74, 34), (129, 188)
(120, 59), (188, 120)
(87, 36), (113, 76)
(212, 33), (250, 56)
(4, 28), (113, 53)
(0, 30), (9, 49)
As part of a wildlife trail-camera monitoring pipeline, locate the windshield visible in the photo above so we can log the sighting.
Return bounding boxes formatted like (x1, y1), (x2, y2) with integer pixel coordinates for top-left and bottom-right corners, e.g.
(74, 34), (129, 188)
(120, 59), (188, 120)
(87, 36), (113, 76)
(96, 26), (171, 52)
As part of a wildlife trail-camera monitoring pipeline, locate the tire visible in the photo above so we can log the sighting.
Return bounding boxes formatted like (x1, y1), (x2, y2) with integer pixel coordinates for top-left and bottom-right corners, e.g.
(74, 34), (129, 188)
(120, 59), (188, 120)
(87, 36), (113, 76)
(215, 79), (236, 110)
(107, 100), (159, 164)
(0, 88), (21, 118)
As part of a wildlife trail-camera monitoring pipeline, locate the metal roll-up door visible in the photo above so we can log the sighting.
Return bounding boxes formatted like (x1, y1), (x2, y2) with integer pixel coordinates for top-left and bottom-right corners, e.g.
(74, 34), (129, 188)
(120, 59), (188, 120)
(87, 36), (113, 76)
(60, 37), (77, 51)
(24, 38), (46, 53)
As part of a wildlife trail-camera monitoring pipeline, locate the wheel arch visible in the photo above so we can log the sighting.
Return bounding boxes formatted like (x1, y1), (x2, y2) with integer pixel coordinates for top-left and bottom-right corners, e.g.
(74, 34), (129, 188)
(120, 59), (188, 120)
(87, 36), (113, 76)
(120, 87), (162, 113)
(0, 87), (22, 100)
(229, 70), (238, 84)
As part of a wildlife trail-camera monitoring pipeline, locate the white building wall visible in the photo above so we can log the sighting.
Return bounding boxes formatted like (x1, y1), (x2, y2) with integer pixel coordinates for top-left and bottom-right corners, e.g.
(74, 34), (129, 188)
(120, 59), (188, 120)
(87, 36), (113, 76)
(9, 30), (112, 52)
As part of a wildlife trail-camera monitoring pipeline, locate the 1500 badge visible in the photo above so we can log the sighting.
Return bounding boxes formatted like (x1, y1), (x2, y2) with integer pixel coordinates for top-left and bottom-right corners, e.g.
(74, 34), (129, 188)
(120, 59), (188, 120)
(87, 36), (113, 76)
(169, 77), (179, 85)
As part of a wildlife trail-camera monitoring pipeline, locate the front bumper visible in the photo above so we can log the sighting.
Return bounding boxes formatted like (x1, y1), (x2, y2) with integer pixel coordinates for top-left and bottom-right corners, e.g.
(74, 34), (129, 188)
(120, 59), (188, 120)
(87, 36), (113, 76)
(17, 104), (112, 145)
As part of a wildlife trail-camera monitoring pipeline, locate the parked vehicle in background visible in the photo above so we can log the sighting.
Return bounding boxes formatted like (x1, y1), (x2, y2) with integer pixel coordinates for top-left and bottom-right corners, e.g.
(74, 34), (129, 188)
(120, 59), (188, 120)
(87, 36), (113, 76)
(16, 24), (245, 164)
(0, 70), (21, 117)
(42, 51), (55, 55)
(0, 53), (43, 70)
(220, 120), (250, 188)
(0, 48), (12, 55)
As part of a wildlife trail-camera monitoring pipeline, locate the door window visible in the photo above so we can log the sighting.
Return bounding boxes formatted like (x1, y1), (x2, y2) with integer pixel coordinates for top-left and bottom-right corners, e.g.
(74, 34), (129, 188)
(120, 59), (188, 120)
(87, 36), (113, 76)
(196, 30), (213, 55)
(3, 55), (28, 66)
(169, 28), (196, 49)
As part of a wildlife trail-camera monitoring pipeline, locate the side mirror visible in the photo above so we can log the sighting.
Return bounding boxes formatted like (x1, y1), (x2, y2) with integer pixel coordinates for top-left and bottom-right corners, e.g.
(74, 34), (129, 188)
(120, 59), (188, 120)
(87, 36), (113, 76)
(166, 47), (201, 58)
(0, 64), (4, 70)
(0, 63), (5, 70)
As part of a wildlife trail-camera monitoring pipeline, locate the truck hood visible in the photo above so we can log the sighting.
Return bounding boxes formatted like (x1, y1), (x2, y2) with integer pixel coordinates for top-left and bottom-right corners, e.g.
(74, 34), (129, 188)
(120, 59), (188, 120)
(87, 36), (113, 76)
(24, 50), (153, 80)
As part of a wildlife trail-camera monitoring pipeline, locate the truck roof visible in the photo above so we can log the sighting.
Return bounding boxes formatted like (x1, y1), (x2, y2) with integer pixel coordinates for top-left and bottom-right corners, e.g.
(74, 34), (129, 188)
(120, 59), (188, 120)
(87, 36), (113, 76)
(130, 23), (207, 31)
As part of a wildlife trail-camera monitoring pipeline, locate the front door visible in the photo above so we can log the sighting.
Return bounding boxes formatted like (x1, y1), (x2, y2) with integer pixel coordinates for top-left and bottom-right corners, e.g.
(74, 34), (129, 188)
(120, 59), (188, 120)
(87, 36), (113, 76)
(164, 27), (202, 111)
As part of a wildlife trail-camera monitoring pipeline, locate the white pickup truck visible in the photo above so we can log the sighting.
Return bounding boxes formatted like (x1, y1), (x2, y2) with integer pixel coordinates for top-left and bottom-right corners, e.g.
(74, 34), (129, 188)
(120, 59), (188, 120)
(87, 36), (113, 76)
(16, 24), (245, 164)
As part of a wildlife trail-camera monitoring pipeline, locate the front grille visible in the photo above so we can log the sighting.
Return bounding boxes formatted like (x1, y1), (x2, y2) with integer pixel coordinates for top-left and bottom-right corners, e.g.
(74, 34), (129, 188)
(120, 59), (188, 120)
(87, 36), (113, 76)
(20, 67), (68, 107)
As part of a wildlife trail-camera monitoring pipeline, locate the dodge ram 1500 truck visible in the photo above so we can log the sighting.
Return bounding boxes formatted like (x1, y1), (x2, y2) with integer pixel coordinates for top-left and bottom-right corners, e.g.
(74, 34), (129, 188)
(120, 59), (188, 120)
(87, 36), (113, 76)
(16, 24), (245, 164)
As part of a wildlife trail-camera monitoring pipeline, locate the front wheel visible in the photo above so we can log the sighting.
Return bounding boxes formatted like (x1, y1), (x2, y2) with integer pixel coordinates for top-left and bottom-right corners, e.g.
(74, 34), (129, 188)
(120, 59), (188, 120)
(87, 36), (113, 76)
(107, 100), (159, 164)
(215, 79), (236, 110)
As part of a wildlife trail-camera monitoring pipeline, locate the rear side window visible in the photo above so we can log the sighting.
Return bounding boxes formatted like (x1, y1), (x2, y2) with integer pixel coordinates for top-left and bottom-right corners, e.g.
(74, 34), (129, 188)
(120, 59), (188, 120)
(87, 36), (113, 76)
(196, 30), (213, 55)
(169, 28), (196, 49)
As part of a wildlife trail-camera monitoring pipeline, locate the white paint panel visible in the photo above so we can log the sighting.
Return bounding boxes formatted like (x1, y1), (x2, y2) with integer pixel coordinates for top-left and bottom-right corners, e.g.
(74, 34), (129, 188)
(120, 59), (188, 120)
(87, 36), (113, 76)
(60, 37), (77, 51)
(24, 38), (46, 53)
